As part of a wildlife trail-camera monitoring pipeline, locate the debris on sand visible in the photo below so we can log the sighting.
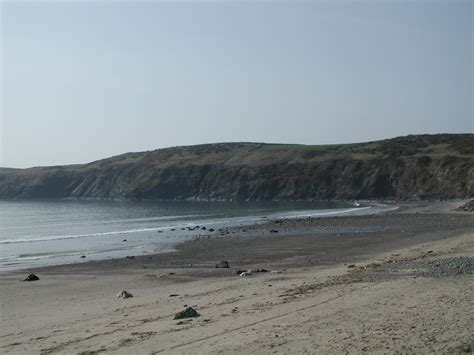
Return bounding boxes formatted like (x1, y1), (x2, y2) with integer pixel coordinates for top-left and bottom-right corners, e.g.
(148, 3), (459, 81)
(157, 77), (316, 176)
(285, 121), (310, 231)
(174, 307), (200, 320)
(215, 260), (229, 268)
(116, 290), (133, 299)
(236, 268), (269, 276)
(247, 268), (269, 273)
(454, 200), (474, 212)
(270, 269), (283, 274)
(23, 274), (39, 282)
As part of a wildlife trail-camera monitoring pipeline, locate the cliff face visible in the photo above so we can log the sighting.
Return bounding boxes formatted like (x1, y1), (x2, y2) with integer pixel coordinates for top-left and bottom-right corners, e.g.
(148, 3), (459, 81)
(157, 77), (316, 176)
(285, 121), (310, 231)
(1, 134), (473, 201)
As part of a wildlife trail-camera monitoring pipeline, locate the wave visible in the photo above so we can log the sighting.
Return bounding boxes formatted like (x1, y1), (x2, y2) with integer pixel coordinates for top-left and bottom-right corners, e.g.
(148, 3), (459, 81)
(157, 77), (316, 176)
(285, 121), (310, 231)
(0, 226), (174, 245)
(273, 206), (371, 218)
(1, 214), (208, 229)
(0, 205), (388, 246)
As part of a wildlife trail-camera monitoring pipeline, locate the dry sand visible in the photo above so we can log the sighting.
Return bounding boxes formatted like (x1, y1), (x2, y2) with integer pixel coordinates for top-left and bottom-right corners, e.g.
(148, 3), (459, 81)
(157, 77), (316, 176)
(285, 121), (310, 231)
(0, 201), (473, 354)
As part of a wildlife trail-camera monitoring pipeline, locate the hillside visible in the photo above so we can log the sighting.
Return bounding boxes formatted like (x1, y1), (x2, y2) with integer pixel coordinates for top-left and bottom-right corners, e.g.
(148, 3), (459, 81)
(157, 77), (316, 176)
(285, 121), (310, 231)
(0, 134), (473, 201)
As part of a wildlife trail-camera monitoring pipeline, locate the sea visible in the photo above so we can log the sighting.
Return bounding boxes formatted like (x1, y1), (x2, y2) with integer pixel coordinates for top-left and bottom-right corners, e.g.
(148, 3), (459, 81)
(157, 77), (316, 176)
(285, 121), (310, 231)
(0, 199), (390, 271)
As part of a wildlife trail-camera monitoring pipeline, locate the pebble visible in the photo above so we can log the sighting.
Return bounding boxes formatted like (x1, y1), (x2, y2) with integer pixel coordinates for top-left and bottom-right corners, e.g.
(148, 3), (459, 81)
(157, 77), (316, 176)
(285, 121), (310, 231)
(116, 290), (133, 299)
(360, 256), (474, 282)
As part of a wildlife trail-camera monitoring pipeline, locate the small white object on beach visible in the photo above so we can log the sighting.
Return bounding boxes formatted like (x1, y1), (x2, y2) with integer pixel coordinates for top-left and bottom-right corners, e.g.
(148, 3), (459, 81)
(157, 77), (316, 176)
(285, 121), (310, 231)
(116, 290), (133, 299)
(240, 271), (252, 277)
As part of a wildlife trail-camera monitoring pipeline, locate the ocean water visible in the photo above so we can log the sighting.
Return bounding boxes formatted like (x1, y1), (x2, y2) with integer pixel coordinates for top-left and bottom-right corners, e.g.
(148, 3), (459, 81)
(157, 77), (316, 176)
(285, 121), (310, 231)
(0, 199), (378, 271)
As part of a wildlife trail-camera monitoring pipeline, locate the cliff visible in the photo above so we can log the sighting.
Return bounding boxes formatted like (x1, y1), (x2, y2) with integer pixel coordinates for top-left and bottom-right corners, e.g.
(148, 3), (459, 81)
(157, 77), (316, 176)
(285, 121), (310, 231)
(0, 134), (473, 201)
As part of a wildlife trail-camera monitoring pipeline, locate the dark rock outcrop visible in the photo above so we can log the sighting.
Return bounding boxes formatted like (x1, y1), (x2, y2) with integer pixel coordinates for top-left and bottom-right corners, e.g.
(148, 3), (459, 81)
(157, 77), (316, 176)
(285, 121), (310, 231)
(454, 200), (474, 212)
(215, 260), (230, 268)
(116, 290), (133, 299)
(0, 134), (472, 201)
(174, 307), (200, 319)
(23, 274), (39, 282)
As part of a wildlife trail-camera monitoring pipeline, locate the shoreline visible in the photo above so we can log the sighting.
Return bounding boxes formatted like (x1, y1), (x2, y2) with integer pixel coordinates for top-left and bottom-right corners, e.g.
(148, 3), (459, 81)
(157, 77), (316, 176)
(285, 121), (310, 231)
(0, 200), (392, 273)
(0, 200), (472, 353)
(1, 200), (471, 276)
(0, 200), (390, 272)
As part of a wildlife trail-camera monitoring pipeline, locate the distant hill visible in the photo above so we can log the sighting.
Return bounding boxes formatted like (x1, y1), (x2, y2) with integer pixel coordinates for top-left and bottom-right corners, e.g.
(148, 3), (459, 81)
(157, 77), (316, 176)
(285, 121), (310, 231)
(0, 134), (473, 201)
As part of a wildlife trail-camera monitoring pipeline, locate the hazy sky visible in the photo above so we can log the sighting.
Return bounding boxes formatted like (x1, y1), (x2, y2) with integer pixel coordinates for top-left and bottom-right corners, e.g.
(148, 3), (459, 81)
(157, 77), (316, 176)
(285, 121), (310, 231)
(1, 0), (472, 168)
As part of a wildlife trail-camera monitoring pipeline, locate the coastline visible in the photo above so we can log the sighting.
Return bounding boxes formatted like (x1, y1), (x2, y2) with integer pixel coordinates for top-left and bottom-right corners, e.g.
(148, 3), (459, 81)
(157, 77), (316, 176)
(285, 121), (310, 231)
(1, 200), (473, 353)
(0, 200), (391, 272)
(2, 200), (470, 275)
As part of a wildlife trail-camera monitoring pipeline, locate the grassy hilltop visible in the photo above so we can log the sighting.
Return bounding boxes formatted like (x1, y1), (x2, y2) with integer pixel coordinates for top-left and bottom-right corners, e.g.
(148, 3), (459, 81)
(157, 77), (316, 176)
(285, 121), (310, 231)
(0, 134), (473, 201)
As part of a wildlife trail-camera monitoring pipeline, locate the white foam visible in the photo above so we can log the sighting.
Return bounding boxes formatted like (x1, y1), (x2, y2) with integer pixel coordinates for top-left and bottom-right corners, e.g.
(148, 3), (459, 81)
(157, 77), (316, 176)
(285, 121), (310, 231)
(0, 226), (172, 245)
(0, 205), (394, 246)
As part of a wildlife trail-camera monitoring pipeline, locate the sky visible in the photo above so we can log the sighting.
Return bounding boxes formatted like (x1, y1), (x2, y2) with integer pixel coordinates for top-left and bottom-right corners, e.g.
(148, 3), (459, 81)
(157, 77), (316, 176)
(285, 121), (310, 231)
(1, 0), (472, 168)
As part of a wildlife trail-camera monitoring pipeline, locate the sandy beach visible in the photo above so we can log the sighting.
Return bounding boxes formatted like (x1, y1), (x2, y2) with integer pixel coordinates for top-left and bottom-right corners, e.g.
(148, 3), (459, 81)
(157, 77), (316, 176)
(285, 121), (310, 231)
(1, 201), (473, 354)
(3, 1), (472, 352)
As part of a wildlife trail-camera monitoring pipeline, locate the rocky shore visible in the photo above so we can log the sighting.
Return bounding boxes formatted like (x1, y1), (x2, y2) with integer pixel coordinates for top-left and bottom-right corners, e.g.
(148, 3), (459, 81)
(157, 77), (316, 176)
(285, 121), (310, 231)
(455, 199), (474, 212)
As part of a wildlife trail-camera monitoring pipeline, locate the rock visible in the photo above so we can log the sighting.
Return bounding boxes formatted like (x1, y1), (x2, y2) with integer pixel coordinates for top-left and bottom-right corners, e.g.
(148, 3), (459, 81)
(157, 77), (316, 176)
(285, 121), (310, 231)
(454, 199), (474, 212)
(23, 274), (39, 282)
(171, 228), (176, 231)
(116, 290), (133, 299)
(201, 226), (207, 230)
(461, 344), (472, 353)
(233, 270), (246, 275)
(80, 255), (86, 258)
(240, 271), (252, 277)
(126, 256), (134, 259)
(347, 264), (356, 268)
(270, 229), (279, 233)
(174, 307), (200, 320)
(215, 260), (229, 268)
(208, 228), (215, 232)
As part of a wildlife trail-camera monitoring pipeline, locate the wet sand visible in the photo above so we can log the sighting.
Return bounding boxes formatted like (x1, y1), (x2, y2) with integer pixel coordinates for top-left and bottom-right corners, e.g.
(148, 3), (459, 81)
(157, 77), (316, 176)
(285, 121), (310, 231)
(0, 201), (473, 353)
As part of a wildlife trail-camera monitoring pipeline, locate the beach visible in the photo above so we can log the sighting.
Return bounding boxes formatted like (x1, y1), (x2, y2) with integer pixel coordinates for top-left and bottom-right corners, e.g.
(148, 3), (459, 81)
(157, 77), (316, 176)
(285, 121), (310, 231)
(1, 201), (473, 353)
